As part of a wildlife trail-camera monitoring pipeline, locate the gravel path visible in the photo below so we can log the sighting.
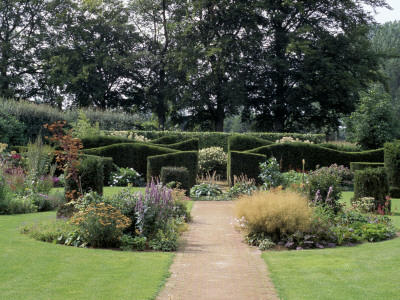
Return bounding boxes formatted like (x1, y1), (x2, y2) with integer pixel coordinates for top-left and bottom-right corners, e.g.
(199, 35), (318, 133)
(157, 201), (279, 300)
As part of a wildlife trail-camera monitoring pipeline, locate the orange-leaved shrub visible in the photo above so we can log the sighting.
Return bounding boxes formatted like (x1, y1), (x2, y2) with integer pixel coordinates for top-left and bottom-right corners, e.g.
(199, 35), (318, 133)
(70, 203), (131, 247)
(234, 189), (312, 241)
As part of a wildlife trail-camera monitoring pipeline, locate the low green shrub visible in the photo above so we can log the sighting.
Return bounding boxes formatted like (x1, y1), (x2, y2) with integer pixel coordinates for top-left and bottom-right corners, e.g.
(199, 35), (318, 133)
(109, 167), (144, 187)
(350, 162), (385, 172)
(190, 183), (223, 199)
(198, 147), (227, 178)
(384, 141), (400, 188)
(148, 219), (180, 252)
(161, 167), (189, 195)
(259, 157), (287, 189)
(147, 151), (198, 188)
(119, 234), (147, 251)
(353, 167), (390, 212)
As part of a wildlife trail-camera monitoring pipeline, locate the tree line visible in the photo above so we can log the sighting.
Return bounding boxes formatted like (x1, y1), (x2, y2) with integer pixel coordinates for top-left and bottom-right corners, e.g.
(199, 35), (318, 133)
(0, 0), (392, 133)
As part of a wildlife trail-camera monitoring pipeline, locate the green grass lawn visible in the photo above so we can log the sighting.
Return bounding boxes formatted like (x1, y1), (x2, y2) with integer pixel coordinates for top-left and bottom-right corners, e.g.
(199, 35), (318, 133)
(262, 192), (400, 300)
(0, 212), (174, 300)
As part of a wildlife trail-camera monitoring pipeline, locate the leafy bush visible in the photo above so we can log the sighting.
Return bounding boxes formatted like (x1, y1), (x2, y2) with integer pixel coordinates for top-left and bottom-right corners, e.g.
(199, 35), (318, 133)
(226, 176), (257, 199)
(303, 166), (342, 212)
(234, 190), (313, 242)
(171, 188), (191, 222)
(20, 215), (79, 243)
(198, 147), (227, 177)
(72, 110), (103, 139)
(119, 234), (147, 251)
(384, 141), (400, 188)
(259, 157), (286, 189)
(110, 167), (144, 187)
(148, 219), (180, 251)
(161, 166), (189, 195)
(353, 222), (396, 242)
(353, 167), (390, 212)
(351, 197), (375, 213)
(0, 111), (27, 146)
(70, 203), (131, 248)
(190, 183), (223, 199)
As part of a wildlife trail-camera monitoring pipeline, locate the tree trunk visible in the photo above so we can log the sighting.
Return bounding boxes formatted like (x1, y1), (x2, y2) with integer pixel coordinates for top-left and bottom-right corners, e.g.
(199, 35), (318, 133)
(157, 68), (166, 130)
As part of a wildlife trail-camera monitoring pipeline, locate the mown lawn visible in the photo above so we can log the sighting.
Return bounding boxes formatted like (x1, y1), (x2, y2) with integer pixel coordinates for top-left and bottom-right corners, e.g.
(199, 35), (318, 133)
(0, 186), (194, 300)
(263, 192), (400, 300)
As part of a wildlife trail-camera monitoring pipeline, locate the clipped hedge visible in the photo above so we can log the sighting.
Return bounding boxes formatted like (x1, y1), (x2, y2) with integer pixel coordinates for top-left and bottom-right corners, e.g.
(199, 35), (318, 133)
(390, 187), (400, 198)
(247, 143), (384, 171)
(149, 135), (182, 144)
(227, 151), (266, 186)
(160, 166), (190, 195)
(350, 162), (385, 172)
(133, 131), (324, 151)
(228, 135), (274, 152)
(153, 138), (199, 152)
(384, 141), (400, 188)
(81, 136), (137, 149)
(65, 156), (104, 197)
(81, 154), (115, 186)
(83, 143), (177, 176)
(147, 151), (198, 188)
(353, 167), (390, 211)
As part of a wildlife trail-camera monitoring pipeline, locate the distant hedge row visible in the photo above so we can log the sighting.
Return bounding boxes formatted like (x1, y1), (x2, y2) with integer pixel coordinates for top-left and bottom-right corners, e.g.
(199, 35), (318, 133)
(131, 131), (324, 151)
(227, 143), (384, 185)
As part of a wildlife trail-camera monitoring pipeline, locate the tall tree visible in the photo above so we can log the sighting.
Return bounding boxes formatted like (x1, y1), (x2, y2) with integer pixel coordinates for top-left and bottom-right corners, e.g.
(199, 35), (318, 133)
(0, 0), (48, 98)
(246, 0), (388, 133)
(40, 0), (144, 109)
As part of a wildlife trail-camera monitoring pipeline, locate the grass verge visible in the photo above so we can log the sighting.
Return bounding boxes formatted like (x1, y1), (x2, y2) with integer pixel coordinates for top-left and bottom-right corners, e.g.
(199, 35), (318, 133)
(262, 192), (400, 300)
(0, 211), (174, 300)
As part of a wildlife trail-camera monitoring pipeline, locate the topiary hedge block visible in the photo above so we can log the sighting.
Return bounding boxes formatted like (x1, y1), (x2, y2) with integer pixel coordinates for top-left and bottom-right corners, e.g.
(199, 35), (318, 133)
(153, 138), (199, 152)
(161, 166), (190, 195)
(227, 151), (266, 186)
(389, 187), (400, 198)
(147, 151), (198, 188)
(228, 135), (274, 152)
(81, 136), (137, 149)
(133, 131), (324, 151)
(81, 154), (115, 186)
(384, 141), (400, 188)
(83, 143), (178, 176)
(65, 155), (104, 197)
(350, 162), (385, 172)
(353, 167), (390, 211)
(247, 143), (384, 171)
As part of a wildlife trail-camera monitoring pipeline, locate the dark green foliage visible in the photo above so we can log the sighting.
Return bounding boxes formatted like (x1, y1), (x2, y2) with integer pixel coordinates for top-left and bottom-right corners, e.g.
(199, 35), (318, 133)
(147, 152), (198, 188)
(81, 136), (137, 149)
(160, 167), (190, 194)
(319, 142), (361, 152)
(389, 187), (400, 198)
(135, 131), (324, 151)
(0, 111), (27, 146)
(227, 151), (265, 186)
(384, 141), (400, 188)
(353, 167), (390, 211)
(149, 135), (181, 144)
(80, 155), (115, 186)
(350, 162), (385, 172)
(65, 156), (104, 196)
(228, 135), (273, 152)
(153, 139), (199, 152)
(247, 143), (384, 171)
(83, 143), (177, 176)
(9, 145), (28, 153)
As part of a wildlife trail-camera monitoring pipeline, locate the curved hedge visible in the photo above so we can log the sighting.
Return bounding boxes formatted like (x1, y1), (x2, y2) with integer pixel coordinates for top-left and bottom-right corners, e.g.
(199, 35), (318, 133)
(228, 135), (274, 152)
(152, 138), (199, 152)
(149, 135), (181, 145)
(247, 143), (384, 171)
(83, 143), (177, 176)
(147, 151), (198, 188)
(81, 136), (137, 149)
(350, 162), (385, 172)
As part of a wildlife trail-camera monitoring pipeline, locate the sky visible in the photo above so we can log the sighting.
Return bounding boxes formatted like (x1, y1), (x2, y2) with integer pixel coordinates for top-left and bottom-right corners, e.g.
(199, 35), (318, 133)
(367, 0), (400, 24)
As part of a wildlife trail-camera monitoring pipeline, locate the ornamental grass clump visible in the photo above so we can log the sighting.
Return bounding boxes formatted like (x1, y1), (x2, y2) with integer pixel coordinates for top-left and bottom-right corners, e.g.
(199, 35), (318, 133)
(234, 189), (312, 242)
(70, 203), (131, 248)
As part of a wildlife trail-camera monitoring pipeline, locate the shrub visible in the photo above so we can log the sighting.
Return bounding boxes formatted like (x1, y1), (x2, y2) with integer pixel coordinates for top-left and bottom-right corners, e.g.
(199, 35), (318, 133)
(84, 143), (177, 176)
(227, 151), (265, 186)
(384, 141), (400, 188)
(353, 167), (390, 212)
(247, 143), (384, 171)
(160, 167), (189, 195)
(198, 147), (227, 177)
(259, 157), (286, 189)
(72, 110), (103, 138)
(147, 151), (198, 188)
(234, 190), (312, 242)
(148, 219), (180, 251)
(303, 166), (342, 212)
(119, 234), (147, 251)
(110, 167), (144, 187)
(226, 175), (257, 199)
(20, 215), (79, 243)
(70, 203), (131, 248)
(0, 111), (27, 146)
(65, 156), (104, 196)
(190, 183), (223, 199)
(350, 162), (385, 172)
